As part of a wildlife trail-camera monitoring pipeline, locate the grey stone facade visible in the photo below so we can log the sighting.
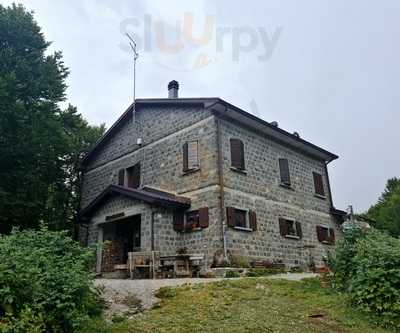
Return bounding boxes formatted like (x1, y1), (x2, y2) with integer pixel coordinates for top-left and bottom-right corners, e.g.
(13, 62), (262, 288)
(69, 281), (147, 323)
(80, 97), (342, 271)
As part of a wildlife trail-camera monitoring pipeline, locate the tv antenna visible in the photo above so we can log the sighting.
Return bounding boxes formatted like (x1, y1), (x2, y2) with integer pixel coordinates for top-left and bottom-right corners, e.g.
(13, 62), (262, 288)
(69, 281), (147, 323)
(126, 33), (139, 111)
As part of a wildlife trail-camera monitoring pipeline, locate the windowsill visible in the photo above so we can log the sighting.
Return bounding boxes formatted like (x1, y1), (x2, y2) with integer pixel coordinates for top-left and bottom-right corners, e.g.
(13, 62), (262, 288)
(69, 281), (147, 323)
(182, 168), (200, 176)
(184, 227), (203, 233)
(321, 240), (332, 245)
(285, 234), (300, 240)
(233, 226), (253, 232)
(314, 194), (326, 200)
(230, 167), (247, 175)
(280, 183), (294, 190)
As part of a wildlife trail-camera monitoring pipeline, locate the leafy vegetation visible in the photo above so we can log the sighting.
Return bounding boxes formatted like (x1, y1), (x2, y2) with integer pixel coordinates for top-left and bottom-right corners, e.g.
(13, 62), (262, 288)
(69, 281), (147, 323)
(0, 228), (103, 332)
(97, 278), (393, 333)
(330, 228), (400, 328)
(0, 3), (105, 234)
(365, 177), (400, 237)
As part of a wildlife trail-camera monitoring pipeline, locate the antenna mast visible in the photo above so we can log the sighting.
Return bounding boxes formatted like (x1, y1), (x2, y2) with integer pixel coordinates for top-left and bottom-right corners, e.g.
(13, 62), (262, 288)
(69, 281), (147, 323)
(126, 33), (139, 112)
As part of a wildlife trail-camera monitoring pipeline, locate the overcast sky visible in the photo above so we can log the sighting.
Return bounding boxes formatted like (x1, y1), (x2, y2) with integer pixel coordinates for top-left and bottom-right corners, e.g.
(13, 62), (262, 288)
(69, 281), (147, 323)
(3, 0), (399, 212)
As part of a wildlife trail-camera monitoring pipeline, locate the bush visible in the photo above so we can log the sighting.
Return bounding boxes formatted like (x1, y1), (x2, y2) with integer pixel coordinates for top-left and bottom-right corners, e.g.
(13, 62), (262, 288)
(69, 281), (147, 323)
(0, 228), (102, 332)
(331, 228), (400, 328)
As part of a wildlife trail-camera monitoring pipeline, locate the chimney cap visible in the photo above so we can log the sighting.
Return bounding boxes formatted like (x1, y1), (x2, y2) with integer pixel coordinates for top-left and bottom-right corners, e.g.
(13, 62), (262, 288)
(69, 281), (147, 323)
(168, 80), (179, 90)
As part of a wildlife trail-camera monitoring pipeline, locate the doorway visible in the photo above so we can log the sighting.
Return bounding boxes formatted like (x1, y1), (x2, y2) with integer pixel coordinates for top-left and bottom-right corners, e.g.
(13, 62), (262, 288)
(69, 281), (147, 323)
(101, 215), (141, 272)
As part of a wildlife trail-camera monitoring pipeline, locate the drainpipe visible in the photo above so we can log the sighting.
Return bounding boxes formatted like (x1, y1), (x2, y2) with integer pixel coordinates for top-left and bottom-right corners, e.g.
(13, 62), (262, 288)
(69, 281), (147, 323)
(215, 115), (228, 261)
(324, 161), (334, 209)
(151, 210), (155, 251)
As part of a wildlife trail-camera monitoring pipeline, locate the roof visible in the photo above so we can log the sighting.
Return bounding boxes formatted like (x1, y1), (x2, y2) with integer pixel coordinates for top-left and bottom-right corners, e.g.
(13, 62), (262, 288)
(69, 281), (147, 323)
(82, 97), (338, 166)
(79, 185), (191, 220)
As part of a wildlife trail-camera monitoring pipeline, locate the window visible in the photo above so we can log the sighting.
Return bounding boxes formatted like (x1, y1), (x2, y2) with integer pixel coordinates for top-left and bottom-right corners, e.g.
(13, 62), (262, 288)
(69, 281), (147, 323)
(316, 225), (335, 245)
(173, 207), (209, 232)
(230, 138), (245, 170)
(126, 163), (140, 189)
(313, 172), (325, 197)
(234, 209), (247, 228)
(279, 218), (302, 239)
(183, 141), (199, 172)
(226, 207), (257, 231)
(279, 158), (291, 186)
(186, 210), (200, 230)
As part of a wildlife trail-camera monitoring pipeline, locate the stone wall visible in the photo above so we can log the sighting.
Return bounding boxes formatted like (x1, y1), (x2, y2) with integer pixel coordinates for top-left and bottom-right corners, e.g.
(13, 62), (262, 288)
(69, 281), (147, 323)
(219, 118), (339, 266)
(85, 104), (212, 170)
(81, 112), (218, 209)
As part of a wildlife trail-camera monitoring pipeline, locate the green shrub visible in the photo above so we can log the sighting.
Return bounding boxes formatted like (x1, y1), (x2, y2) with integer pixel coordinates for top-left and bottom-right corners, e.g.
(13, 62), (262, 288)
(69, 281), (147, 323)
(0, 228), (102, 332)
(225, 270), (241, 278)
(331, 228), (400, 328)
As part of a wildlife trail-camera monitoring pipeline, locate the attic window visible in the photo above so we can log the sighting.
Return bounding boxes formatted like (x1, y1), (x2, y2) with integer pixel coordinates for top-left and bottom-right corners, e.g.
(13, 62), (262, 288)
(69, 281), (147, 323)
(126, 163), (141, 189)
(183, 141), (199, 172)
(230, 138), (245, 170)
(313, 172), (325, 197)
(279, 158), (291, 187)
(118, 163), (140, 188)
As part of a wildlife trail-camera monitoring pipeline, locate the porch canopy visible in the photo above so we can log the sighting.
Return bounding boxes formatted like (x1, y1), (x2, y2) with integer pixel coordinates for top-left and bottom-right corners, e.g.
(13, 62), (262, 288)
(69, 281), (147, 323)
(79, 185), (191, 221)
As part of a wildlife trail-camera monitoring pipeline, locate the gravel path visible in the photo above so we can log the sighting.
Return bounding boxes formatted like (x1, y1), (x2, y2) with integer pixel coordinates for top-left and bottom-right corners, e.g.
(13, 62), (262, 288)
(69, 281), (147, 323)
(95, 273), (318, 318)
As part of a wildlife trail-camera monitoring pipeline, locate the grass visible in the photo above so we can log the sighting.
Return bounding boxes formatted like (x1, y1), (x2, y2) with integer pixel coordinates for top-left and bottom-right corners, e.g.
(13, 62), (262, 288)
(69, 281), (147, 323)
(81, 278), (395, 333)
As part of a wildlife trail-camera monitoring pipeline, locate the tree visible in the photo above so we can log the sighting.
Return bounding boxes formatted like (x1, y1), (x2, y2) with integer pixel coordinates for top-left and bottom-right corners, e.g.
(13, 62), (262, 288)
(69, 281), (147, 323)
(365, 177), (400, 237)
(0, 4), (104, 233)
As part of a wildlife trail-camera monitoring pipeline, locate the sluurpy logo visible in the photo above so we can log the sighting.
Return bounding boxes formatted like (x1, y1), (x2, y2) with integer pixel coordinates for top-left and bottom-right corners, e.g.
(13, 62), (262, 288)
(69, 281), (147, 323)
(119, 12), (283, 72)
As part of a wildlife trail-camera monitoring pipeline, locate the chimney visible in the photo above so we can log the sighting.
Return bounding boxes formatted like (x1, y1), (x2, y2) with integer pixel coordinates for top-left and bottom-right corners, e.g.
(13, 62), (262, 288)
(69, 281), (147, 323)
(168, 80), (179, 98)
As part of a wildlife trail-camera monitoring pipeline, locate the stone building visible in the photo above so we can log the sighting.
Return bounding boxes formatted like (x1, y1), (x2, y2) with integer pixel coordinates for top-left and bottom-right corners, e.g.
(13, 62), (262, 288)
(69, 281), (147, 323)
(79, 80), (346, 273)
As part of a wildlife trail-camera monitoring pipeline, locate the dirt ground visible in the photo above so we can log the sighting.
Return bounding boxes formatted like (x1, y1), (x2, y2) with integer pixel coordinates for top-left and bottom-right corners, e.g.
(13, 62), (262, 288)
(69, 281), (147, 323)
(95, 273), (318, 319)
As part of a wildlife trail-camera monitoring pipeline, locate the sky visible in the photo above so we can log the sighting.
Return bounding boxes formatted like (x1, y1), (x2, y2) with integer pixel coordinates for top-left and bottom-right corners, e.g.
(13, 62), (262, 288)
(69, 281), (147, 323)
(2, 0), (400, 212)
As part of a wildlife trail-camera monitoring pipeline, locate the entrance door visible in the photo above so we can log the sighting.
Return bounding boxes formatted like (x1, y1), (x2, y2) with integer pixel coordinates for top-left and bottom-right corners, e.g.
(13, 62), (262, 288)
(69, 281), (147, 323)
(101, 215), (141, 272)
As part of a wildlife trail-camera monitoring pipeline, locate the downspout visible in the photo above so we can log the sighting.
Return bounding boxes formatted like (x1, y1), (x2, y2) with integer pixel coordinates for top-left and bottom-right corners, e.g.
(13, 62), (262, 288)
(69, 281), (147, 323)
(215, 115), (228, 261)
(324, 161), (334, 209)
(151, 210), (155, 251)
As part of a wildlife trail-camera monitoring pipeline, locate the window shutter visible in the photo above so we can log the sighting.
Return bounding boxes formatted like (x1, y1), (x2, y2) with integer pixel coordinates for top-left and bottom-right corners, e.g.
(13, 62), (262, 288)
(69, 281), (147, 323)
(118, 169), (125, 186)
(173, 211), (184, 232)
(316, 226), (324, 242)
(279, 159), (291, 185)
(187, 141), (199, 170)
(313, 172), (325, 196)
(199, 207), (209, 228)
(329, 228), (335, 245)
(128, 163), (141, 189)
(249, 210), (257, 231)
(182, 142), (189, 172)
(230, 138), (245, 170)
(295, 221), (302, 239)
(226, 207), (235, 227)
(279, 218), (287, 236)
